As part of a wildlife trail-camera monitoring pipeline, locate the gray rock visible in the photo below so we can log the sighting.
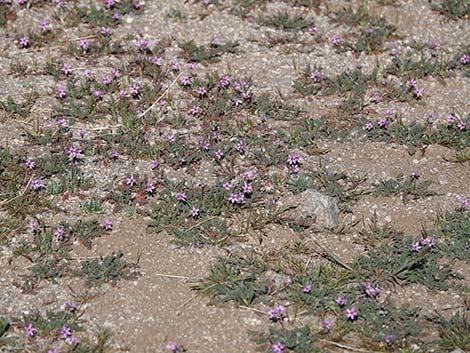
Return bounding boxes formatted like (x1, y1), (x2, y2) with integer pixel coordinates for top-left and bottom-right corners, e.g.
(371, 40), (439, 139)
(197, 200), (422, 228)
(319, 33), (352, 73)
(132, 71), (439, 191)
(280, 189), (339, 229)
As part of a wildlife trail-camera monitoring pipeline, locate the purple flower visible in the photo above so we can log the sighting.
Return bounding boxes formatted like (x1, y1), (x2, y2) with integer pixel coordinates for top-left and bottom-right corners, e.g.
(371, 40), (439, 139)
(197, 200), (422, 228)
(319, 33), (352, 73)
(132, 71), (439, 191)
(411, 171), (421, 179)
(111, 68), (121, 78)
(146, 181), (155, 194)
(65, 301), (77, 311)
(331, 35), (341, 45)
(407, 79), (417, 88)
(197, 86), (207, 96)
(411, 241), (422, 253)
(460, 54), (470, 65)
(112, 12), (120, 21)
(272, 341), (285, 353)
(307, 25), (316, 35)
(323, 318), (332, 332)
(126, 175), (136, 186)
(25, 158), (36, 170)
(303, 284), (312, 293)
(133, 0), (141, 9)
(152, 56), (163, 66)
(214, 149), (224, 160)
(30, 179), (45, 191)
(61, 63), (72, 75)
(93, 90), (103, 100)
(104, 0), (115, 9)
(430, 40), (441, 51)
(346, 307), (358, 321)
(48, 349), (59, 353)
(40, 19), (50, 32)
(223, 181), (233, 190)
(190, 206), (200, 218)
(420, 237), (436, 249)
(310, 70), (322, 82)
(109, 149), (119, 159)
(56, 86), (67, 99)
(129, 83), (140, 97)
(190, 105), (200, 116)
(335, 296), (345, 307)
(151, 159), (159, 170)
(79, 39), (90, 51)
(384, 334), (393, 346)
(176, 192), (187, 202)
(83, 69), (94, 80)
(268, 305), (285, 321)
(362, 282), (380, 297)
(28, 221), (39, 233)
(24, 323), (36, 337)
(459, 197), (469, 210)
(365, 27), (375, 34)
(54, 226), (65, 240)
(287, 152), (302, 167)
(242, 182), (252, 195)
(377, 119), (388, 128)
(59, 326), (72, 339)
(236, 139), (245, 153)
(102, 220), (113, 231)
(19, 36), (30, 48)
(457, 121), (467, 131)
(414, 87), (423, 99)
(170, 59), (180, 71)
(180, 74), (192, 86)
(101, 27), (111, 36)
(167, 343), (180, 353)
(55, 0), (64, 8)
(65, 145), (83, 161)
(228, 192), (244, 205)
(447, 114), (456, 124)
(217, 74), (232, 89)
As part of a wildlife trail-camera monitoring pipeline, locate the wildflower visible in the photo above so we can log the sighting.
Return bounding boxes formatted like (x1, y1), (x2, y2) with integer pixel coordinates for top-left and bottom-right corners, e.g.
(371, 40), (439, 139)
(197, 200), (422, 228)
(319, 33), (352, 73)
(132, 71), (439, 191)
(65, 145), (83, 161)
(129, 83), (140, 97)
(152, 56), (163, 66)
(56, 86), (67, 99)
(55, 0), (64, 7)
(331, 35), (341, 45)
(223, 181), (233, 190)
(242, 182), (252, 195)
(242, 91), (252, 100)
(79, 39), (90, 51)
(272, 341), (285, 353)
(170, 59), (180, 71)
(176, 192), (187, 202)
(151, 159), (159, 170)
(109, 149), (119, 159)
(24, 323), (36, 337)
(236, 139), (245, 154)
(457, 121), (466, 131)
(19, 36), (30, 48)
(65, 301), (77, 311)
(133, 0), (141, 9)
(310, 70), (322, 82)
(214, 149), (224, 160)
(407, 79), (417, 88)
(307, 25), (316, 35)
(228, 192), (244, 204)
(199, 137), (210, 151)
(365, 27), (374, 34)
(101, 27), (111, 36)
(102, 75), (113, 85)
(61, 63), (72, 75)
(112, 12), (120, 21)
(180, 74), (192, 86)
(30, 179), (45, 191)
(447, 114), (456, 124)
(190, 206), (200, 218)
(25, 158), (36, 170)
(268, 305), (285, 321)
(69, 336), (80, 344)
(384, 334), (393, 346)
(362, 282), (380, 297)
(460, 54), (470, 65)
(167, 343), (180, 353)
(335, 296), (345, 307)
(430, 40), (441, 51)
(28, 221), (39, 233)
(54, 226), (65, 240)
(167, 134), (175, 144)
(146, 181), (155, 194)
(93, 90), (103, 100)
(217, 74), (232, 89)
(287, 152), (302, 167)
(59, 326), (72, 339)
(104, 0), (115, 8)
(102, 220), (113, 231)
(377, 119), (388, 128)
(126, 175), (136, 186)
(83, 69), (94, 80)
(197, 86), (207, 96)
(346, 307), (358, 321)
(420, 237), (436, 249)
(303, 284), (312, 293)
(137, 38), (150, 50)
(40, 19), (50, 32)
(48, 349), (59, 353)
(459, 197), (469, 209)
(411, 241), (422, 253)
(190, 105), (200, 116)
(76, 128), (85, 138)
(323, 318), (332, 332)
(414, 87), (423, 99)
